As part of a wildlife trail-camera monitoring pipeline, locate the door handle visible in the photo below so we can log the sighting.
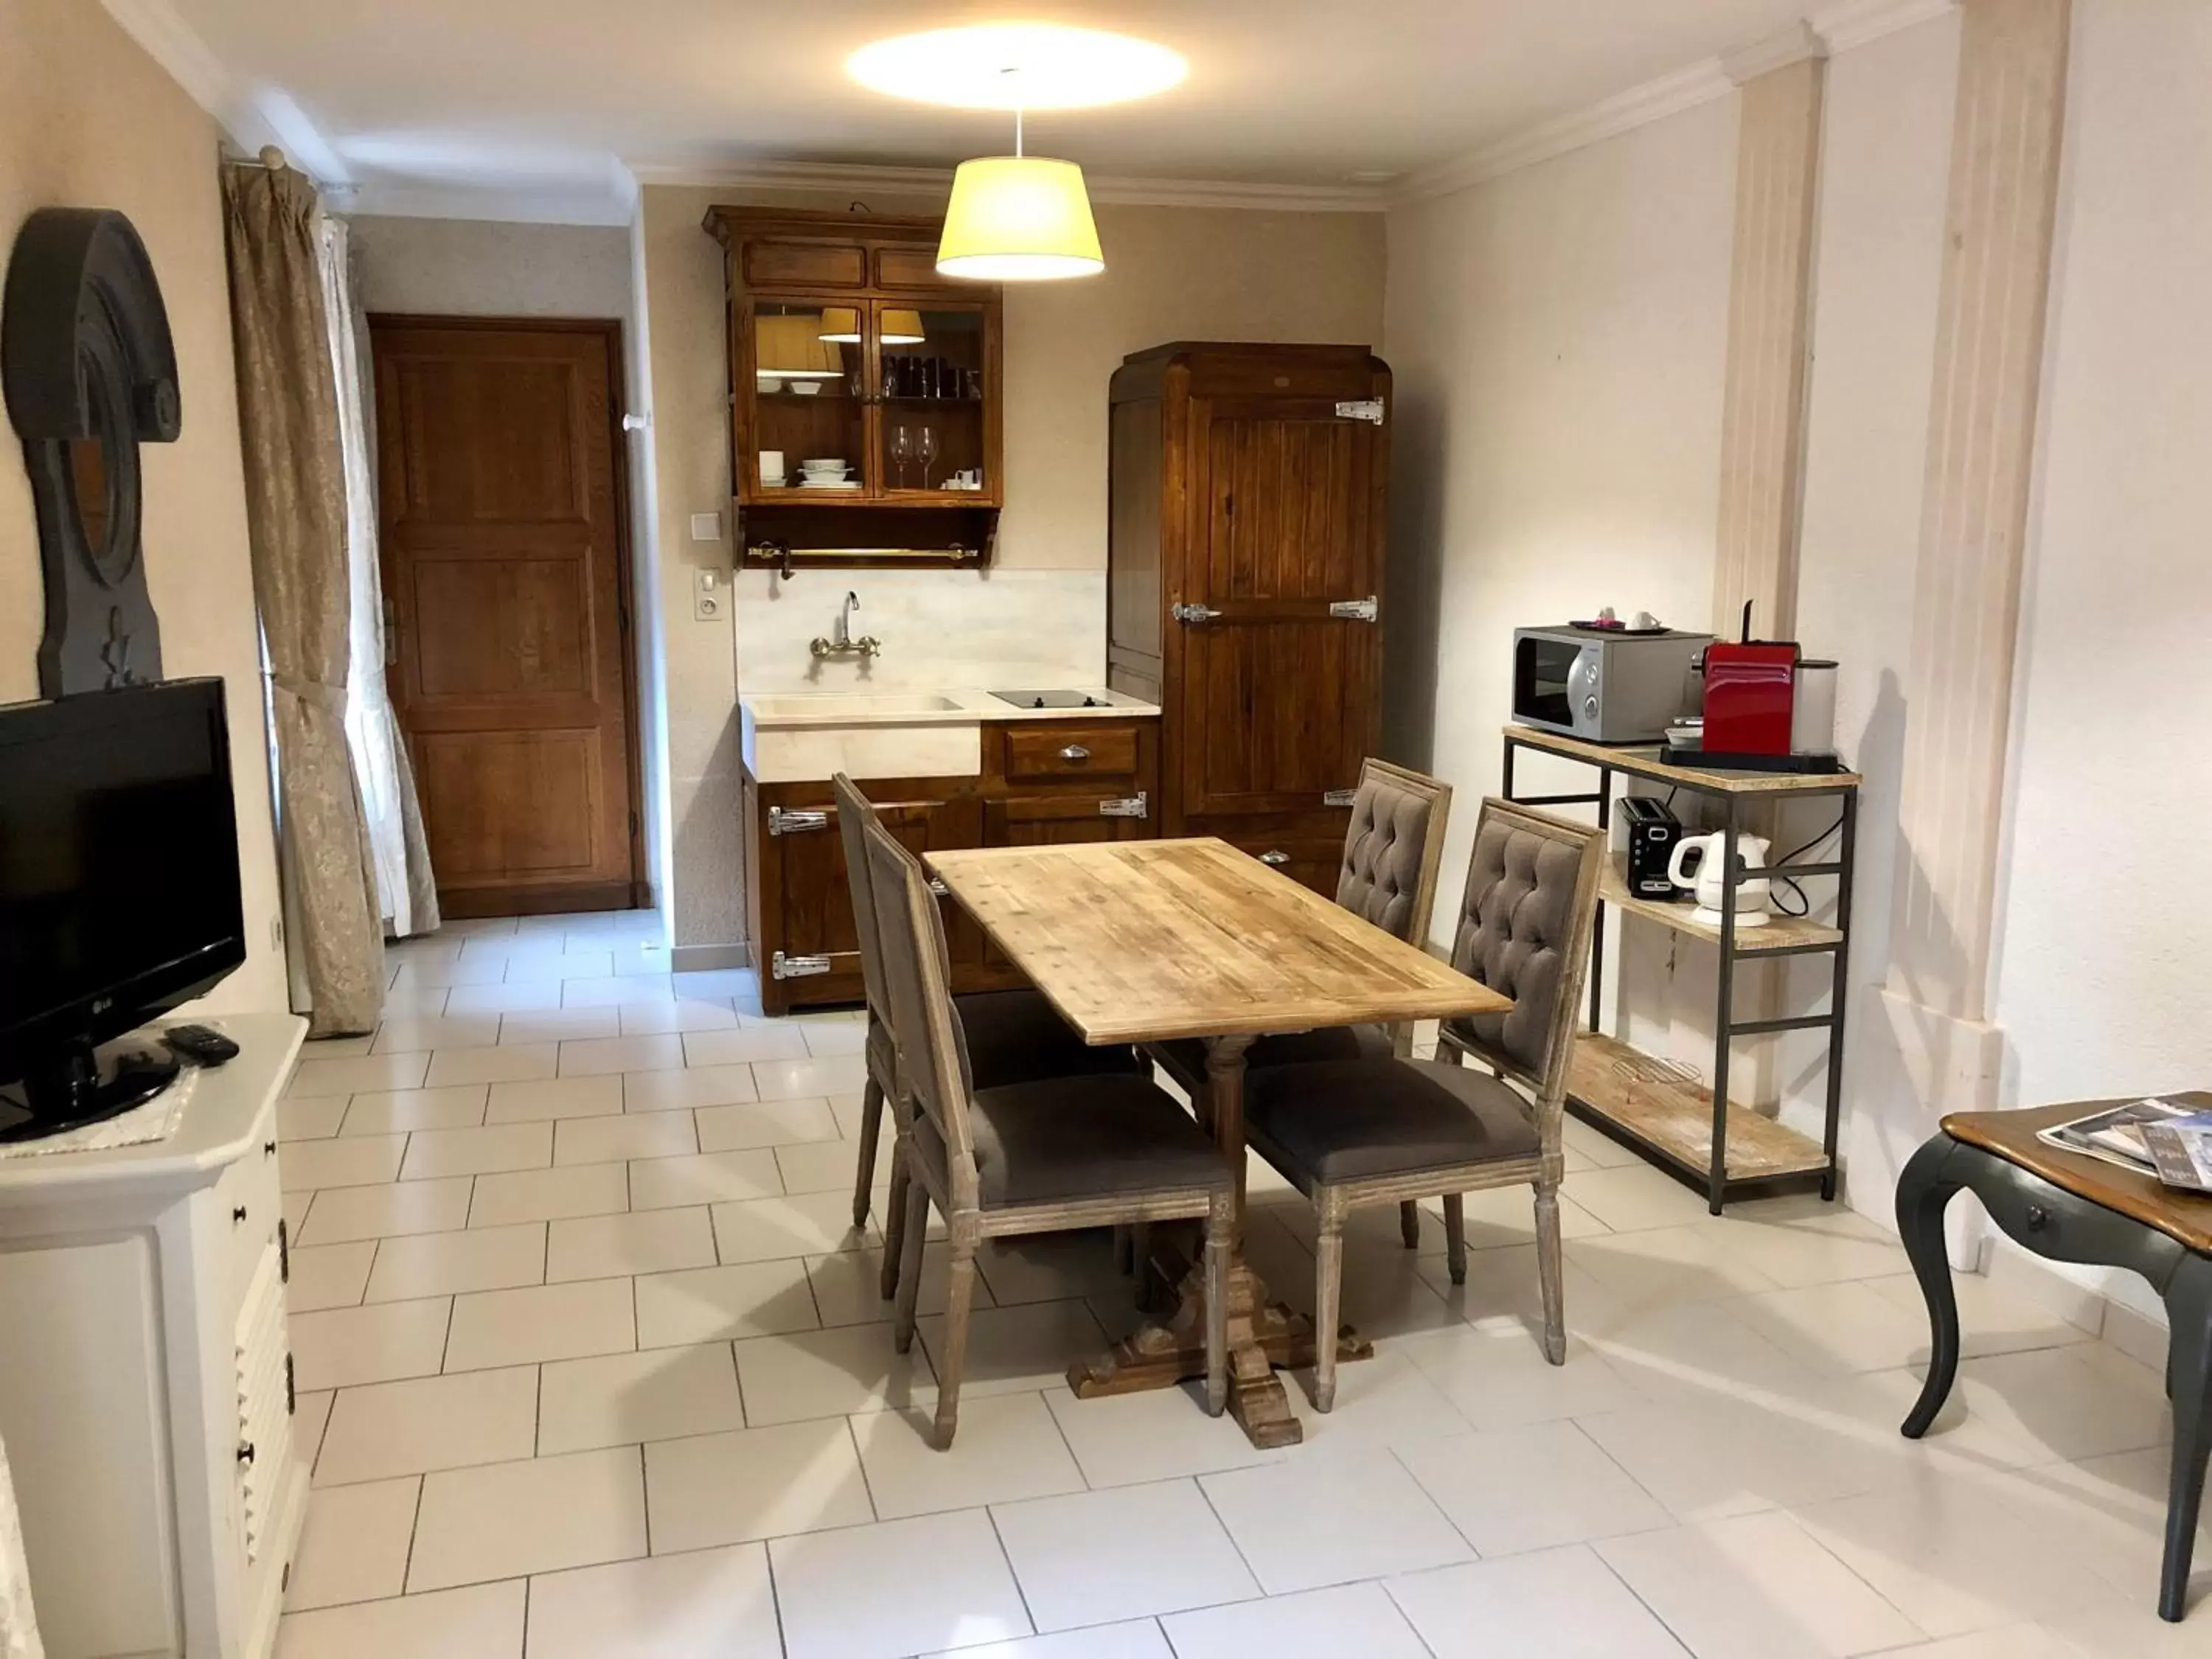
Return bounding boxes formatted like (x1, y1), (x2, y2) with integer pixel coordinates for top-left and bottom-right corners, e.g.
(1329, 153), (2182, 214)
(1172, 602), (1222, 624)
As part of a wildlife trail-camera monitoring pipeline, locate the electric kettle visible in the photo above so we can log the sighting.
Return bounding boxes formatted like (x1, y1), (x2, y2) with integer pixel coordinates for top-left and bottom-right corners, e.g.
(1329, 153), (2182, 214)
(1666, 832), (1774, 928)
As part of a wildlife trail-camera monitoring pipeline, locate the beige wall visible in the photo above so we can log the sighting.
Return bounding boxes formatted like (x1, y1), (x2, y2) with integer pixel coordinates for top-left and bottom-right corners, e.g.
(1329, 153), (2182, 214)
(348, 213), (630, 319)
(636, 181), (1385, 953)
(0, 0), (285, 1012)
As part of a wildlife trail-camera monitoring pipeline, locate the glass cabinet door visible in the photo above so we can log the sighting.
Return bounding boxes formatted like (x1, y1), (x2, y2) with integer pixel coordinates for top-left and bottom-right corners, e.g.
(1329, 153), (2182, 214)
(873, 301), (991, 499)
(748, 300), (871, 497)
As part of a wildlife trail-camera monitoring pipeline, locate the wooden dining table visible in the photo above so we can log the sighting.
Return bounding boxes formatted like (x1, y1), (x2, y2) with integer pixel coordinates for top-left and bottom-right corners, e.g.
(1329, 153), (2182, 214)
(925, 836), (1513, 1448)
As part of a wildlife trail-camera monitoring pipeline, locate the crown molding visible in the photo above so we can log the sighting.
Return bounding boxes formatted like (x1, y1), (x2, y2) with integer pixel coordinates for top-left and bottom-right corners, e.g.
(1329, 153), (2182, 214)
(1723, 21), (1828, 84)
(623, 155), (1384, 214)
(341, 181), (636, 228)
(1811, 0), (1957, 55)
(1393, 59), (1733, 204)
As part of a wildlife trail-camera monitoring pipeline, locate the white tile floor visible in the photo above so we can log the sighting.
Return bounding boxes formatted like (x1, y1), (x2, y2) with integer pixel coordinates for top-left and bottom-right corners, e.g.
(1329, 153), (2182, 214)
(271, 910), (2199, 1659)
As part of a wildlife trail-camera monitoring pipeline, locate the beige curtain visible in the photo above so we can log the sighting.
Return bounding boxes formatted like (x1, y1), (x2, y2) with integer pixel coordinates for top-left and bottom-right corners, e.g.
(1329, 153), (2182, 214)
(222, 161), (386, 1035)
(0, 1431), (40, 1659)
(321, 216), (439, 938)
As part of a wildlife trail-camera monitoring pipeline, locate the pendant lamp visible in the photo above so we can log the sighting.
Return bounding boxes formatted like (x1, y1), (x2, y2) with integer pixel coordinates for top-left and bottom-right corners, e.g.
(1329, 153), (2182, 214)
(938, 111), (1104, 282)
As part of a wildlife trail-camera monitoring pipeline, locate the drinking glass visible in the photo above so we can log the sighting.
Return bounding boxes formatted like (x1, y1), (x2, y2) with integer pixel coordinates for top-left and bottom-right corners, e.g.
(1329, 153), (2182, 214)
(917, 427), (939, 490)
(891, 425), (913, 489)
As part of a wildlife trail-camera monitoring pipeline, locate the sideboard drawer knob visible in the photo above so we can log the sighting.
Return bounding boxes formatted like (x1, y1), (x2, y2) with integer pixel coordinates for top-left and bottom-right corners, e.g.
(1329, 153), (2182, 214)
(232, 1206), (248, 1224)
(2025, 1203), (2048, 1231)
(1059, 745), (1091, 762)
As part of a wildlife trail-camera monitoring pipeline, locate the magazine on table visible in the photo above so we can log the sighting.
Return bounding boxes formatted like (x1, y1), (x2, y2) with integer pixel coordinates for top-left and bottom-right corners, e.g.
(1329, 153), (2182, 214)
(2038, 1098), (2212, 1193)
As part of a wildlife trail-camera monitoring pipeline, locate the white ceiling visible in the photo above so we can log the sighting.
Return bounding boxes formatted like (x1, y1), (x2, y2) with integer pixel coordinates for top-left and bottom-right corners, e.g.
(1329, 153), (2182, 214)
(125, 0), (1895, 220)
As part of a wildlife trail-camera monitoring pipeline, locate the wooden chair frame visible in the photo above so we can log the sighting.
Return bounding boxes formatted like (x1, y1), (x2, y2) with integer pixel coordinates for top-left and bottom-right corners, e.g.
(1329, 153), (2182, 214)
(861, 818), (1235, 1447)
(1248, 797), (1603, 1407)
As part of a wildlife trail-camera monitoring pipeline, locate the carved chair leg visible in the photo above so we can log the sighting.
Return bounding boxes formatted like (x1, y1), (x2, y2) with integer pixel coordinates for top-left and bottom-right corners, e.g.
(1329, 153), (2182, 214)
(1399, 1200), (1422, 1251)
(1894, 1138), (1964, 1439)
(852, 1074), (886, 1228)
(1533, 1180), (1566, 1366)
(1314, 1201), (1346, 1412)
(2158, 1256), (2212, 1619)
(1443, 1193), (1468, 1286)
(932, 1240), (978, 1450)
(891, 1177), (931, 1353)
(1204, 1195), (1232, 1416)
(878, 1138), (911, 1302)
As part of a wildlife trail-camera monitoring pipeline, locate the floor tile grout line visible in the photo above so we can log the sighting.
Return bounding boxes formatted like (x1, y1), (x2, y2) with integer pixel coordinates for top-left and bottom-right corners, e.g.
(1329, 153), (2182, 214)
(982, 1502), (1041, 1640)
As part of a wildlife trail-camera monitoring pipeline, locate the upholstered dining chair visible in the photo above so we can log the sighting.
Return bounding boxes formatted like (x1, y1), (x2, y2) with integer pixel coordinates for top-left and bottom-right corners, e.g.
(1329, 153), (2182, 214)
(1152, 757), (1453, 1245)
(1242, 798), (1603, 1408)
(860, 817), (1235, 1448)
(830, 773), (1143, 1297)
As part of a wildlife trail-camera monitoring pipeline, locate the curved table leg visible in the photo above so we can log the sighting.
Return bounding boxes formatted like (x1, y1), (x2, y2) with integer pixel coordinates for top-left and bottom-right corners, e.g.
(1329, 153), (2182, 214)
(1896, 1135), (1964, 1439)
(2160, 1256), (2212, 1621)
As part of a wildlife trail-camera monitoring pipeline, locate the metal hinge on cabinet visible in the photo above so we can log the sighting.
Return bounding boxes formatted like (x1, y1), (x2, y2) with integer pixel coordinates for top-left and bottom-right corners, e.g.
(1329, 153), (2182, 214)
(1328, 596), (1380, 622)
(1100, 793), (1149, 819)
(1335, 399), (1385, 424)
(1171, 602), (1222, 625)
(768, 807), (830, 836)
(1322, 787), (1359, 807)
(771, 951), (834, 979)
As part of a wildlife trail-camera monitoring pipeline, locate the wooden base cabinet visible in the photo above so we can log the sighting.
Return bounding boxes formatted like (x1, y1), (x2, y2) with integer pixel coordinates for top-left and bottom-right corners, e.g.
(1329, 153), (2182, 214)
(1107, 342), (1391, 895)
(747, 718), (1159, 1014)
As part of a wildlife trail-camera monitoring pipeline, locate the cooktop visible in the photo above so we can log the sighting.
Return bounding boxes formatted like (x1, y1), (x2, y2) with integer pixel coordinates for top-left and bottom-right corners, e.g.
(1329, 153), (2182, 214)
(988, 690), (1115, 710)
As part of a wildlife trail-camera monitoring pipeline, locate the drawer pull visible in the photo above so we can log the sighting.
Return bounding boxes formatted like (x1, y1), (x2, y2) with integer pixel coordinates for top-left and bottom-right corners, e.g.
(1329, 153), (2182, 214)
(265, 1140), (277, 1157)
(2025, 1203), (2048, 1231)
(237, 1441), (256, 1467)
(1259, 850), (1291, 867)
(1058, 745), (1091, 762)
(233, 1205), (248, 1224)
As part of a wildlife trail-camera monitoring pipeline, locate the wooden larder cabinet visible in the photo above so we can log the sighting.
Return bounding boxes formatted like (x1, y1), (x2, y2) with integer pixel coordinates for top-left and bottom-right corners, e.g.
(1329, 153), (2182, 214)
(1107, 343), (1391, 892)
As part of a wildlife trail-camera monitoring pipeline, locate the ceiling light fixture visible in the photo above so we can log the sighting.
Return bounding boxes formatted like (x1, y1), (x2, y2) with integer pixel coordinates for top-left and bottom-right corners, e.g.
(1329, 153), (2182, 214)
(850, 24), (1183, 284)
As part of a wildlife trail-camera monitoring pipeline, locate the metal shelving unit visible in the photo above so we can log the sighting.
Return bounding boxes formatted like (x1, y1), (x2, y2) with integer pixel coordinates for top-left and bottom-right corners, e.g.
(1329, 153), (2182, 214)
(1500, 726), (1862, 1214)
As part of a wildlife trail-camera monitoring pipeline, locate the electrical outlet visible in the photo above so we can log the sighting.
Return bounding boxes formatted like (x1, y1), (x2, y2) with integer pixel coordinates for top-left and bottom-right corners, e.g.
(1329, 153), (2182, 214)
(694, 567), (728, 622)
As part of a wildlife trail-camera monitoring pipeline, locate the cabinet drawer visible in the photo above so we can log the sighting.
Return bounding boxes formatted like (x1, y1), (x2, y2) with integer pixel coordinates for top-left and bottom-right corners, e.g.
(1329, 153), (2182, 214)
(217, 1127), (285, 1315)
(1004, 724), (1139, 782)
(743, 240), (866, 289)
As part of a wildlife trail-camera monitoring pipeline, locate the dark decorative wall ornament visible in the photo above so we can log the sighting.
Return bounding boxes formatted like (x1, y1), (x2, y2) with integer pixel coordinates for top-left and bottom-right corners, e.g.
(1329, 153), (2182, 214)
(2, 207), (180, 696)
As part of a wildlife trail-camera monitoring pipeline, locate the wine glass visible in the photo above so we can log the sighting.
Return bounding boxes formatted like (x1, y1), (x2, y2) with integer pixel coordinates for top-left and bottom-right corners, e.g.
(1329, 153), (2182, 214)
(917, 427), (939, 490)
(890, 425), (913, 490)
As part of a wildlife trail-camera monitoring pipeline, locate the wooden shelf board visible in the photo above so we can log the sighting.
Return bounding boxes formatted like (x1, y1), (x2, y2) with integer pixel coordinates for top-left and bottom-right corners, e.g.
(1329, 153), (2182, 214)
(1599, 857), (1842, 953)
(1505, 725), (1860, 796)
(1569, 1032), (1829, 1181)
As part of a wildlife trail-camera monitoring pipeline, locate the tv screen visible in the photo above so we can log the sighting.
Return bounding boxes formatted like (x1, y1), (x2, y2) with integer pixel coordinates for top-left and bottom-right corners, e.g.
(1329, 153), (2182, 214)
(0, 679), (246, 1115)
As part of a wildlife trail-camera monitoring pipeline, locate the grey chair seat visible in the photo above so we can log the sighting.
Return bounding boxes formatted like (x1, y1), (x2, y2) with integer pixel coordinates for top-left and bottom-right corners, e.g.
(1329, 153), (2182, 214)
(1154, 1022), (1393, 1091)
(1246, 1057), (1540, 1184)
(911, 1073), (1231, 1211)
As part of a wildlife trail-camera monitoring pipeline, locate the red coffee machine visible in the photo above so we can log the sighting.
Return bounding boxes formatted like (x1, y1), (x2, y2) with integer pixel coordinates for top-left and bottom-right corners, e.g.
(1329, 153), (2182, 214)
(1699, 602), (1799, 760)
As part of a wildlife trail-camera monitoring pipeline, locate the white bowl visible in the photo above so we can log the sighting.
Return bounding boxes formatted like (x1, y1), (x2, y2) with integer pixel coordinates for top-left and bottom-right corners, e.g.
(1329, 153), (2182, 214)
(801, 458), (845, 470)
(756, 374), (784, 394)
(790, 381), (823, 397)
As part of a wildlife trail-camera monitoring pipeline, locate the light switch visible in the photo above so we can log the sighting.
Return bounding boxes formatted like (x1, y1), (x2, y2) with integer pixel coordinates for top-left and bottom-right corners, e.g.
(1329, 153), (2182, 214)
(694, 567), (728, 622)
(689, 512), (723, 543)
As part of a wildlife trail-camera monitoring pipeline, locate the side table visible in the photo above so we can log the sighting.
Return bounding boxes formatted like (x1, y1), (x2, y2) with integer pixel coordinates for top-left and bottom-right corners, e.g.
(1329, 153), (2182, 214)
(1896, 1093), (2212, 1622)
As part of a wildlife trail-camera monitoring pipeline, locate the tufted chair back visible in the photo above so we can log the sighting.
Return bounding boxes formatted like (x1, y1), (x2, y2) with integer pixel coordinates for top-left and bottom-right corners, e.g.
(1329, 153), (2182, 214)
(1334, 759), (1453, 947)
(1447, 799), (1604, 1105)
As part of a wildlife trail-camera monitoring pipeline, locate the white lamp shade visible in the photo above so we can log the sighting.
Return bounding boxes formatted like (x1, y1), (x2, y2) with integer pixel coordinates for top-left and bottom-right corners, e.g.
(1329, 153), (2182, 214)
(937, 156), (1104, 281)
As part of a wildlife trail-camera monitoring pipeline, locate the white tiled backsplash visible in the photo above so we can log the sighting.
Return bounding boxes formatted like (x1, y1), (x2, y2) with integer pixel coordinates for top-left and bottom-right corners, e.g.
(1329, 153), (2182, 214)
(731, 568), (1107, 695)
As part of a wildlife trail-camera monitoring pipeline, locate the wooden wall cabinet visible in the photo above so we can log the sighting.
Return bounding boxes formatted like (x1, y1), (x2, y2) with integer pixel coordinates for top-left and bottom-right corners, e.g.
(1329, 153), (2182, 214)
(745, 718), (1160, 1014)
(706, 206), (1004, 571)
(1107, 342), (1391, 895)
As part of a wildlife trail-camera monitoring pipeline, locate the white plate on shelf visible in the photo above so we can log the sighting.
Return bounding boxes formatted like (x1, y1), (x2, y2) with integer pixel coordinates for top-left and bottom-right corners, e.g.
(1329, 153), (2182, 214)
(799, 479), (860, 490)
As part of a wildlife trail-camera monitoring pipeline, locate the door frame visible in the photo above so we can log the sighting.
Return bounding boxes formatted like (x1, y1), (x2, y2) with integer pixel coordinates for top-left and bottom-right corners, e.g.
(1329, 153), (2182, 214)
(367, 313), (650, 917)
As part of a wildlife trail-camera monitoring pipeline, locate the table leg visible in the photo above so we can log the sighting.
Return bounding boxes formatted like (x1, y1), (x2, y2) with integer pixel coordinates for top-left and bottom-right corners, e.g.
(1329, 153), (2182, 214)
(1065, 1033), (1370, 1448)
(1895, 1136), (1964, 1439)
(2159, 1255), (2212, 1621)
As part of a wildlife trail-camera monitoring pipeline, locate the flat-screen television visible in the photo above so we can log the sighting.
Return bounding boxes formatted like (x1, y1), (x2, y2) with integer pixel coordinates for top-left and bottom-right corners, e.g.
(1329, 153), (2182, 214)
(0, 678), (246, 1137)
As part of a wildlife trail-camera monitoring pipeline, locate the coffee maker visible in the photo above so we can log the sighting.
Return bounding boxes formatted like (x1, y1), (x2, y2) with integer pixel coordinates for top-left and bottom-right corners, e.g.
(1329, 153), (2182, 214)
(1670, 603), (1843, 773)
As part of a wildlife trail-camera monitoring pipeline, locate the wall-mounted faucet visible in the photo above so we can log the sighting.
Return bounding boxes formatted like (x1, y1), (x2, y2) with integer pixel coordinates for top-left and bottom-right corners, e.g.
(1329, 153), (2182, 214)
(810, 590), (881, 659)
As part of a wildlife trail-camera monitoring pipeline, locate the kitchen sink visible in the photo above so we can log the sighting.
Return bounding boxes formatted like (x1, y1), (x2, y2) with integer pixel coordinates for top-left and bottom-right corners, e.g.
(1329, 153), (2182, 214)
(745, 693), (964, 718)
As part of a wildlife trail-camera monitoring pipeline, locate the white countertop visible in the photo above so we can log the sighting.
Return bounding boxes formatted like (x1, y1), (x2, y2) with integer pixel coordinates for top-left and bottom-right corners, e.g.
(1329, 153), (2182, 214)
(740, 686), (1160, 730)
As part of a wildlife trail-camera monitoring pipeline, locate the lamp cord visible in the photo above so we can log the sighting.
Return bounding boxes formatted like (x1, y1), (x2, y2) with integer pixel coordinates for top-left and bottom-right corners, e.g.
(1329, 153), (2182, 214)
(1015, 108), (1024, 158)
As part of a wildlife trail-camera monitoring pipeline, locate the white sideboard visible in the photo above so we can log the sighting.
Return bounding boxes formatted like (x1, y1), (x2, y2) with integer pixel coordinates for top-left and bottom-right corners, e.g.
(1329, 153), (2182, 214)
(0, 1014), (308, 1659)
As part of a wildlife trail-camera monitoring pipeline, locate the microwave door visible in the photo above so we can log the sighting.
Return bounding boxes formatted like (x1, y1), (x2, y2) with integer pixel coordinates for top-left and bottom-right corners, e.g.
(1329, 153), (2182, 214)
(1515, 636), (1579, 729)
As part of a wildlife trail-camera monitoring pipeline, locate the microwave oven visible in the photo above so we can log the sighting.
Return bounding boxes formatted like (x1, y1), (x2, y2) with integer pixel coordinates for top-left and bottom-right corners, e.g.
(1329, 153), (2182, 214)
(1512, 626), (1711, 744)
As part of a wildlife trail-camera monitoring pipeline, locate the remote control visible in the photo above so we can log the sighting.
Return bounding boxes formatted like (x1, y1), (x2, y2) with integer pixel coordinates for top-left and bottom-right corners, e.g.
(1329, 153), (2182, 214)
(162, 1024), (240, 1067)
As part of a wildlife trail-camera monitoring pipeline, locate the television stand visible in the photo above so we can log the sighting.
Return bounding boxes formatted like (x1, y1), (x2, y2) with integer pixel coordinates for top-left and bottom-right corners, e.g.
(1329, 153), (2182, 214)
(0, 1038), (180, 1142)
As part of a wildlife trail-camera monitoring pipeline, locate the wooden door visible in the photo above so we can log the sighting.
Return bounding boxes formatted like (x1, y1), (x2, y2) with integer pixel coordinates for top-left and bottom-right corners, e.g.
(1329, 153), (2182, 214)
(371, 318), (642, 918)
(1172, 397), (1385, 822)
